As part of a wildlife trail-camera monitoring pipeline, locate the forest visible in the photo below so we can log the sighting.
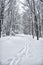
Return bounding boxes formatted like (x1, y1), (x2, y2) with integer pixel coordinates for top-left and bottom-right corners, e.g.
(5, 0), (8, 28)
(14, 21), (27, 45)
(0, 0), (43, 40)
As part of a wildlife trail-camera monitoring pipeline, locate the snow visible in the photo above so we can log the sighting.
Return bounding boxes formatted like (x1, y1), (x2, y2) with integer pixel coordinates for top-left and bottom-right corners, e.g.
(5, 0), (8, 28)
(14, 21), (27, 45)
(0, 34), (43, 65)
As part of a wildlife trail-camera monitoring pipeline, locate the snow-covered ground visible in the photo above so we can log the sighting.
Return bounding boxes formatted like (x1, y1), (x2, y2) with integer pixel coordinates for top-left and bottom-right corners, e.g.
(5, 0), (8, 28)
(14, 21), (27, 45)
(0, 34), (43, 65)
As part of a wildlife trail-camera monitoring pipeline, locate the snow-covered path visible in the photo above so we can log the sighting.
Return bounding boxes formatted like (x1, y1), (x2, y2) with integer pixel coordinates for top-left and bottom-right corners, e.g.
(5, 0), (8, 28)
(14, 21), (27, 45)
(0, 35), (43, 65)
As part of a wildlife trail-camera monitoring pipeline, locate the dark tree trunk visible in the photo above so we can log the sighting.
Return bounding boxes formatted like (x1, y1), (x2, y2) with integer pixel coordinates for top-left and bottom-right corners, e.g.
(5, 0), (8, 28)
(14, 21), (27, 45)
(32, 21), (34, 38)
(36, 24), (39, 40)
(36, 25), (39, 40)
(39, 25), (41, 37)
(32, 21), (33, 35)
(0, 20), (1, 38)
(37, 30), (39, 40)
(34, 15), (39, 40)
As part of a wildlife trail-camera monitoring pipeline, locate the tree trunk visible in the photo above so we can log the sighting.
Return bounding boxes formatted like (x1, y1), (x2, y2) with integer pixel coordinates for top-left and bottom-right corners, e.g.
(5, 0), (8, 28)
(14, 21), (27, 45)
(0, 20), (1, 38)
(36, 24), (39, 40)
(32, 21), (33, 35)
(39, 25), (41, 37)
(37, 30), (39, 40)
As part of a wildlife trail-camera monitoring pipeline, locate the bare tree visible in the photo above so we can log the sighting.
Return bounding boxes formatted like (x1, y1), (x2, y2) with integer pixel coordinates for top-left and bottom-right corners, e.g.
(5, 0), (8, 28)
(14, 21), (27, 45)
(0, 0), (4, 37)
(20, 0), (42, 40)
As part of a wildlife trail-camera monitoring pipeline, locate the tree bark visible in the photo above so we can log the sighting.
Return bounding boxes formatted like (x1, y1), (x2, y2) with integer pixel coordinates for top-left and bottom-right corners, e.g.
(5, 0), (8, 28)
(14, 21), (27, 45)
(0, 20), (1, 38)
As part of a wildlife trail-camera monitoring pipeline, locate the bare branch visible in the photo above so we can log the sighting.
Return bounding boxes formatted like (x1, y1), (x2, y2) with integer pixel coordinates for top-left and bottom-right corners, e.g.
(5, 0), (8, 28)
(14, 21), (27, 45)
(20, 1), (35, 14)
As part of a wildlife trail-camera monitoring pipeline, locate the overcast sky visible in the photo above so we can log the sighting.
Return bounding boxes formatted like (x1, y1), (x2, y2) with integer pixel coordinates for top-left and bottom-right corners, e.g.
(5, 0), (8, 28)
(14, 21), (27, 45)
(18, 0), (26, 14)
(18, 0), (38, 14)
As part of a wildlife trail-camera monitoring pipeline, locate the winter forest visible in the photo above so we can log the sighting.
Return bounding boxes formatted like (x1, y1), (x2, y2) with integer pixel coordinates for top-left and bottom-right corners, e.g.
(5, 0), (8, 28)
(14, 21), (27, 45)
(0, 0), (43, 65)
(0, 0), (43, 40)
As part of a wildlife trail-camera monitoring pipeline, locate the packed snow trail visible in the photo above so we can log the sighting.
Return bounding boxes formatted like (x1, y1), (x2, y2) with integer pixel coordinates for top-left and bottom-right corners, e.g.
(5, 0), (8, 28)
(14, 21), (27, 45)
(6, 43), (27, 65)
(9, 36), (30, 65)
(3, 36), (32, 65)
(0, 35), (43, 65)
